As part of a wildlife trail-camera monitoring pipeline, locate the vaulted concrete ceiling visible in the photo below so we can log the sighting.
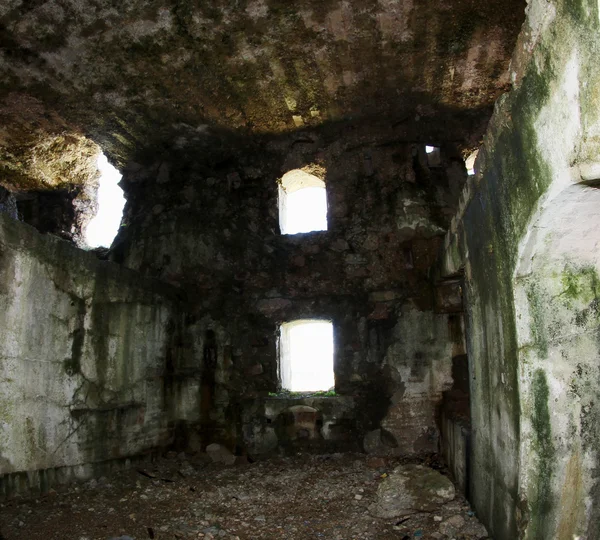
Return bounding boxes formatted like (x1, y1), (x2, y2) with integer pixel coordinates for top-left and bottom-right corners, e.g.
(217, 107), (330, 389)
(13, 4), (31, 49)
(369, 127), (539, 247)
(0, 0), (525, 188)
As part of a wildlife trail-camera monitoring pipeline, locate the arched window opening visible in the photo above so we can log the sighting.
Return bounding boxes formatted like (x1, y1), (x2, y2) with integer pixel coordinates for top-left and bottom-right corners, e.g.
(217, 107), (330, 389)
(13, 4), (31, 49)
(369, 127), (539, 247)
(85, 153), (126, 248)
(278, 169), (327, 235)
(465, 149), (479, 176)
(279, 320), (334, 392)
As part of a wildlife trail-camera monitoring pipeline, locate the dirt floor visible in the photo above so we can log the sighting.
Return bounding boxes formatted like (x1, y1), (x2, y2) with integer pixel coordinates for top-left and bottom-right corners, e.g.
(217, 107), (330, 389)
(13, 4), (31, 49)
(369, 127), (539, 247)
(0, 453), (489, 540)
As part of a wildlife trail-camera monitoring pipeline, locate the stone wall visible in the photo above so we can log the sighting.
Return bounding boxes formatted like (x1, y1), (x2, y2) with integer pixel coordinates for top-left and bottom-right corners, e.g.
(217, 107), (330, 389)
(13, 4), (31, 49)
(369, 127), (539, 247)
(112, 130), (466, 457)
(0, 213), (189, 496)
(440, 0), (600, 537)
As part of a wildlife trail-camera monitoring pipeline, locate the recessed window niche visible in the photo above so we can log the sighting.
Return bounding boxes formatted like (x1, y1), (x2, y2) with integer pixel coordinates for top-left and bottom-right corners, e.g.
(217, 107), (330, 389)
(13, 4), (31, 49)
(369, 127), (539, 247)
(425, 145), (441, 168)
(278, 169), (327, 235)
(279, 320), (335, 392)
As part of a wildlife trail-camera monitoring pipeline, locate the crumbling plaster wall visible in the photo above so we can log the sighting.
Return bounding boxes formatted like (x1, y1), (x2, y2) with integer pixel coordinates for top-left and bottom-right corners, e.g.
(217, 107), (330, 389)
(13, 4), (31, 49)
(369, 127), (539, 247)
(113, 131), (466, 456)
(0, 213), (192, 496)
(440, 0), (600, 538)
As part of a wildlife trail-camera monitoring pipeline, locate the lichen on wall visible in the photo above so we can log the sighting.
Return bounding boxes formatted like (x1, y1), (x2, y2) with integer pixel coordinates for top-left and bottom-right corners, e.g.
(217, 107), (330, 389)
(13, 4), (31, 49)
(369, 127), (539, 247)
(441, 0), (600, 537)
(515, 185), (600, 539)
(0, 213), (187, 496)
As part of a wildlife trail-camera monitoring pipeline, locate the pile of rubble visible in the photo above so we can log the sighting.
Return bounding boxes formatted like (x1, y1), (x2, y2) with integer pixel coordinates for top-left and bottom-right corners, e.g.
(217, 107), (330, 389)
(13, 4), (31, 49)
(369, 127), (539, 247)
(0, 452), (489, 539)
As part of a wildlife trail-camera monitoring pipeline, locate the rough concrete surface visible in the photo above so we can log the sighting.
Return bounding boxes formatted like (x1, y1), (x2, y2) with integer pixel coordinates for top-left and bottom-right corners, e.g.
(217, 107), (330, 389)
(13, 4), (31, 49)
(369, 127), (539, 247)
(0, 214), (184, 495)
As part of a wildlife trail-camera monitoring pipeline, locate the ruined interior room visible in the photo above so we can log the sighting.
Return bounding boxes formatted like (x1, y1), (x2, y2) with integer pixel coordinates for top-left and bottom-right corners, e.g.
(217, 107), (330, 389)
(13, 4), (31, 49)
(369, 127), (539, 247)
(0, 0), (599, 538)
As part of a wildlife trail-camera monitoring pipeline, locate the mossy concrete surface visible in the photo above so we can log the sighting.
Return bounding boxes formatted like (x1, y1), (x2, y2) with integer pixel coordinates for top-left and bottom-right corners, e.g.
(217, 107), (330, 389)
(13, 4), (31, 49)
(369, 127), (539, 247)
(440, 0), (600, 538)
(0, 213), (190, 496)
(515, 186), (600, 540)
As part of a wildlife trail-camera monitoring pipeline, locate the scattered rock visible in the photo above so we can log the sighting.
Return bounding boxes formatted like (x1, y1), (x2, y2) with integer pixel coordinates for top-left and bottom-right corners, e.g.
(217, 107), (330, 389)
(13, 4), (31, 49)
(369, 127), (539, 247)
(369, 464), (455, 518)
(206, 443), (236, 466)
(178, 461), (196, 477)
(2, 454), (487, 540)
(366, 456), (387, 469)
(461, 518), (489, 538)
(438, 514), (465, 537)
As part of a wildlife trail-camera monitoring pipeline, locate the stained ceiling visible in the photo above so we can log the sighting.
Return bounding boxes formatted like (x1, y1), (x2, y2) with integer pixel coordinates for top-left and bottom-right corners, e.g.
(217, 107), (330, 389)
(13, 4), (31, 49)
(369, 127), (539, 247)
(0, 0), (525, 189)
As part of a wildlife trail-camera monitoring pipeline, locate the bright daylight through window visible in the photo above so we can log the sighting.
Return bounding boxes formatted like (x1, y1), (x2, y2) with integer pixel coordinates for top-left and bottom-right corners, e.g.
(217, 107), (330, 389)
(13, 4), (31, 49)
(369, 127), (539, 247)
(279, 320), (334, 392)
(85, 153), (126, 248)
(278, 169), (327, 235)
(465, 149), (479, 176)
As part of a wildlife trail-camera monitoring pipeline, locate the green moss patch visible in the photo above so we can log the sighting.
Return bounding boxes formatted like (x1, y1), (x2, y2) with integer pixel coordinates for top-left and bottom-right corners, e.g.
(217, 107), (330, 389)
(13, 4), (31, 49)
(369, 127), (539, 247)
(527, 369), (555, 538)
(560, 264), (600, 305)
(525, 281), (549, 359)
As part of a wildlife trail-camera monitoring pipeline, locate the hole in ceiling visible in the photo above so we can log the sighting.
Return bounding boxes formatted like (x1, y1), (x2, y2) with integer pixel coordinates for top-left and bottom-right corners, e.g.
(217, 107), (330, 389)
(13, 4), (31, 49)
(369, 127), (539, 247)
(85, 153), (126, 248)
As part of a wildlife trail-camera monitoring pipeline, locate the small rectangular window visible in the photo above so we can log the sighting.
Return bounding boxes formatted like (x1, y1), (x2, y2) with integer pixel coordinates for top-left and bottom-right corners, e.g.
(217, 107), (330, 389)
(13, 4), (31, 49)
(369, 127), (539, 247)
(278, 170), (328, 235)
(279, 320), (334, 392)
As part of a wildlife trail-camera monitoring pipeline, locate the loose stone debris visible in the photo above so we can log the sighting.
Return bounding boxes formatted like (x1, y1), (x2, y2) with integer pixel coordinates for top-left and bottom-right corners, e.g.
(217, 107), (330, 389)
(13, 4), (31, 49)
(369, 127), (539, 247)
(369, 464), (456, 518)
(0, 453), (489, 539)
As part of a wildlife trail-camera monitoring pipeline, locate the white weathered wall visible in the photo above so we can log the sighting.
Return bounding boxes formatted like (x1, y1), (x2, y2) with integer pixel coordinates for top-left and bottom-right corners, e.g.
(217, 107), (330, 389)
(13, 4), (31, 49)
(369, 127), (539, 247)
(438, 0), (600, 537)
(0, 214), (189, 495)
(515, 184), (600, 539)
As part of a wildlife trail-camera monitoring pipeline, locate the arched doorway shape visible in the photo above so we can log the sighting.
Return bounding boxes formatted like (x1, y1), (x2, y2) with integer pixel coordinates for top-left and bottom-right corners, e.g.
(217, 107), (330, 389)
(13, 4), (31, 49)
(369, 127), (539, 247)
(278, 169), (327, 235)
(514, 180), (600, 539)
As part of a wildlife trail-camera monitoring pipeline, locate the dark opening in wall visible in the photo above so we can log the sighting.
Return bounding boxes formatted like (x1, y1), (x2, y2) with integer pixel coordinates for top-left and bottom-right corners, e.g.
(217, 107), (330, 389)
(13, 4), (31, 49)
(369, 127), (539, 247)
(425, 145), (441, 167)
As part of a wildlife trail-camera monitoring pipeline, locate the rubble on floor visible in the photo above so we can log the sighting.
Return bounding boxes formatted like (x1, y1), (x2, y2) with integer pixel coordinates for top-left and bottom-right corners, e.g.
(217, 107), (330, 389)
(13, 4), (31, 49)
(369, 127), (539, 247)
(0, 453), (489, 539)
(369, 464), (456, 518)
